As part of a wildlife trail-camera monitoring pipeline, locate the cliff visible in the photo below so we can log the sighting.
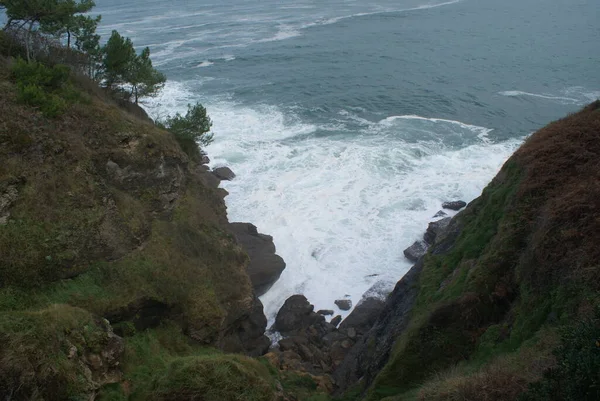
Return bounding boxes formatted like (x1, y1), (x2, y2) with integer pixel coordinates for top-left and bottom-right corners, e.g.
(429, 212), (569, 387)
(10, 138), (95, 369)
(0, 53), (283, 400)
(334, 101), (600, 400)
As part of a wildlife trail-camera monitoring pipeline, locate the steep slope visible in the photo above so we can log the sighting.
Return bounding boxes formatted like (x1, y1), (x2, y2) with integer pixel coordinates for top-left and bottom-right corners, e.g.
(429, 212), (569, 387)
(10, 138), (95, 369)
(335, 101), (600, 400)
(0, 55), (274, 399)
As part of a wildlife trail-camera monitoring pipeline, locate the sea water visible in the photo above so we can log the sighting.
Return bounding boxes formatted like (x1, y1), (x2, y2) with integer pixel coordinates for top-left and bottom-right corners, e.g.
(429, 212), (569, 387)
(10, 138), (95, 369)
(93, 0), (600, 322)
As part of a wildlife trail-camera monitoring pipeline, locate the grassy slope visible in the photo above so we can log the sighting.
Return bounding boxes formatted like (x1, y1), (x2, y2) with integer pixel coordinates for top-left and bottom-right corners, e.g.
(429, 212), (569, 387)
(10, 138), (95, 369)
(363, 102), (600, 400)
(0, 53), (279, 400)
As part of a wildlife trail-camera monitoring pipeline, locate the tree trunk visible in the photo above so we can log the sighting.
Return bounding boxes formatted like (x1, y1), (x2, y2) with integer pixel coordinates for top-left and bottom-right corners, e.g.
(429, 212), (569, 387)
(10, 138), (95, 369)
(26, 20), (34, 62)
(67, 30), (71, 48)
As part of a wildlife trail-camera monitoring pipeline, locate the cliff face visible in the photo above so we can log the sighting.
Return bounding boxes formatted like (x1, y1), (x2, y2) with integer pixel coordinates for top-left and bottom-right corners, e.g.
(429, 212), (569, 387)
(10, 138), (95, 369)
(335, 101), (600, 400)
(0, 58), (273, 399)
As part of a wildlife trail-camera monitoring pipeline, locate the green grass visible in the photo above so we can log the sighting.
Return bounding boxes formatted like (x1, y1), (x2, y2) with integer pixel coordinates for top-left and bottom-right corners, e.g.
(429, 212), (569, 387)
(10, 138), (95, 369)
(96, 324), (276, 401)
(0, 304), (116, 400)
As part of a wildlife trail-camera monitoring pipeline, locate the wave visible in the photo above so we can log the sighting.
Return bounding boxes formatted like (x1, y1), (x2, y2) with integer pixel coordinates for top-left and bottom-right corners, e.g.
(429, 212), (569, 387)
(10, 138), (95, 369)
(309, 0), (462, 27)
(499, 87), (600, 105)
(196, 61), (214, 68)
(142, 81), (521, 322)
(381, 115), (493, 142)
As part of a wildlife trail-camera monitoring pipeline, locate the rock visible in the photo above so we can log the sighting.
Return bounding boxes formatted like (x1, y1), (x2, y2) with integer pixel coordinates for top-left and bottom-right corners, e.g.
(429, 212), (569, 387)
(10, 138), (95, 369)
(403, 240), (429, 262)
(274, 295), (323, 334)
(200, 154), (210, 165)
(200, 170), (221, 188)
(317, 309), (334, 316)
(335, 299), (352, 311)
(212, 166), (236, 181)
(442, 200), (467, 210)
(0, 184), (19, 225)
(334, 219), (462, 394)
(105, 297), (175, 334)
(424, 217), (451, 244)
(218, 295), (271, 357)
(330, 315), (342, 327)
(433, 210), (448, 218)
(229, 223), (286, 296)
(339, 297), (386, 336)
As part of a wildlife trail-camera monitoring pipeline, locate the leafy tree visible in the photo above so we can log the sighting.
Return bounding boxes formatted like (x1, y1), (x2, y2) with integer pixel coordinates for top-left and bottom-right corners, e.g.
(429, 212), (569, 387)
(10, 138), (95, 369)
(101, 29), (135, 88)
(72, 14), (101, 78)
(127, 46), (166, 104)
(39, 0), (95, 48)
(1, 0), (95, 61)
(158, 102), (214, 159)
(161, 103), (214, 146)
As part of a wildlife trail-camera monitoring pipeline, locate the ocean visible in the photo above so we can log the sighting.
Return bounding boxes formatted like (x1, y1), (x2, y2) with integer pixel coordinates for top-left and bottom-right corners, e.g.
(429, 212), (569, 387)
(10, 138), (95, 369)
(93, 0), (600, 322)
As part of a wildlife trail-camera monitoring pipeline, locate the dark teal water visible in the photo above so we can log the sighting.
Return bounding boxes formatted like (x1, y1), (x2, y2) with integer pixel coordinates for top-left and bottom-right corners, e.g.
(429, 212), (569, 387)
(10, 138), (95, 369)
(93, 0), (600, 319)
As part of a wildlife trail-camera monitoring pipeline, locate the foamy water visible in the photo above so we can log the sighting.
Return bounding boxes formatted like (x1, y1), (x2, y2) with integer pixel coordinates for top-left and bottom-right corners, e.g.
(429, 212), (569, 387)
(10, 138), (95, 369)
(145, 81), (521, 322)
(98, 0), (599, 326)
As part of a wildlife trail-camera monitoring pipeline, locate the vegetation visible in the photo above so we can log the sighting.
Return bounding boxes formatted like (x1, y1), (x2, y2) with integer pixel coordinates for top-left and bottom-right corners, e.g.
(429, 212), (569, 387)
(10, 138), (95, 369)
(10, 57), (81, 116)
(519, 309), (600, 401)
(359, 101), (600, 401)
(158, 102), (214, 159)
(1, 0), (165, 104)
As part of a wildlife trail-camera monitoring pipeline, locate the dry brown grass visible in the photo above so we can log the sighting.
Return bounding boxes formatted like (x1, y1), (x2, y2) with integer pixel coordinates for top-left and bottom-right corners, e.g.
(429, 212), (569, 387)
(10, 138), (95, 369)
(514, 101), (600, 290)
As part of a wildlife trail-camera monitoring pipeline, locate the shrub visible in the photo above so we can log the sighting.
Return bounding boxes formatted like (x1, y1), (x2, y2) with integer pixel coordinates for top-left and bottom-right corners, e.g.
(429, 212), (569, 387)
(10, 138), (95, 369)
(148, 355), (276, 401)
(158, 102), (213, 160)
(519, 308), (600, 401)
(10, 58), (79, 117)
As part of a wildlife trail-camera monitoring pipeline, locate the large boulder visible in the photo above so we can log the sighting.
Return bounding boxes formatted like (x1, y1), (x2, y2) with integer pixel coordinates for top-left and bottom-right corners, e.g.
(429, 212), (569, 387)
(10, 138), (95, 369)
(274, 295), (324, 334)
(442, 200), (467, 210)
(229, 223), (286, 296)
(219, 295), (271, 357)
(335, 299), (352, 311)
(424, 217), (451, 244)
(339, 297), (386, 336)
(403, 240), (429, 262)
(212, 166), (236, 181)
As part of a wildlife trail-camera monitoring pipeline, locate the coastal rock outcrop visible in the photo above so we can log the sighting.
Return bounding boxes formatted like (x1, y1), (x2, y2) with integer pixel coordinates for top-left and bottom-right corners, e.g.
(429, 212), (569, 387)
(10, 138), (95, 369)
(338, 297), (386, 336)
(334, 299), (352, 311)
(442, 200), (467, 210)
(334, 217), (460, 392)
(269, 290), (388, 381)
(229, 222), (286, 296)
(403, 240), (429, 262)
(212, 166), (236, 181)
(424, 216), (452, 244)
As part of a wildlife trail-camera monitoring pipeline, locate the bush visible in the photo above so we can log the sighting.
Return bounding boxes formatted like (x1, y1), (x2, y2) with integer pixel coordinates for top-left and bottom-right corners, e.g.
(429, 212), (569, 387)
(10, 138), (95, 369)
(10, 58), (79, 117)
(520, 308), (600, 401)
(148, 355), (276, 401)
(158, 102), (213, 160)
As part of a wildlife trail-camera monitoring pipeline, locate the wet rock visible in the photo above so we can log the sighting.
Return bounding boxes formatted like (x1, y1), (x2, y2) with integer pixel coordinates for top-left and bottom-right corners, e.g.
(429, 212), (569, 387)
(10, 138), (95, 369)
(212, 166), (236, 181)
(334, 219), (462, 393)
(403, 240), (429, 262)
(274, 295), (323, 334)
(442, 200), (467, 210)
(335, 299), (352, 311)
(330, 315), (342, 328)
(339, 297), (386, 336)
(317, 309), (334, 316)
(200, 154), (210, 165)
(424, 217), (452, 244)
(229, 223), (286, 296)
(433, 210), (448, 218)
(218, 295), (271, 357)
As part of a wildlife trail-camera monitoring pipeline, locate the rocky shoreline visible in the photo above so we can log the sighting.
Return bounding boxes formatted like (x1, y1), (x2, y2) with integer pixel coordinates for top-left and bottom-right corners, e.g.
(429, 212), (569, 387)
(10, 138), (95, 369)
(210, 158), (467, 390)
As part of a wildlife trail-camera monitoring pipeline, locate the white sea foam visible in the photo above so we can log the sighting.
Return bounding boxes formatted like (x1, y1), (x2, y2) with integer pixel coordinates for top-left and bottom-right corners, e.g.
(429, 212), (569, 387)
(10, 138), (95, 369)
(197, 61), (215, 68)
(499, 88), (599, 105)
(143, 80), (521, 325)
